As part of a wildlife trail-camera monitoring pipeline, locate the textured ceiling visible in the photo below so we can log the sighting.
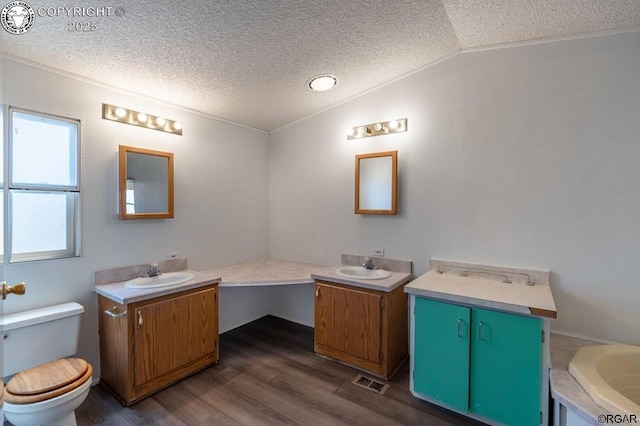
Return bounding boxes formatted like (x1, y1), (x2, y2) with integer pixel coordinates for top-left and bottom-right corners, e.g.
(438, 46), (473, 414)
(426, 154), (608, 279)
(1, 0), (639, 131)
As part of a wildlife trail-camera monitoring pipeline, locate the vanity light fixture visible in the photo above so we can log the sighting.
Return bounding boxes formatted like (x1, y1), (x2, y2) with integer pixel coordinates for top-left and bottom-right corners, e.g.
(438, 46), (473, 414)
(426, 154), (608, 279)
(102, 103), (183, 136)
(308, 74), (337, 92)
(347, 118), (407, 140)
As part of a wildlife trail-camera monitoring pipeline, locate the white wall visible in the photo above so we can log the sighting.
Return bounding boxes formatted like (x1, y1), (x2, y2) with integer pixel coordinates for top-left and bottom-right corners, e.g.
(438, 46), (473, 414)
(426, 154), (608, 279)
(269, 31), (640, 345)
(1, 58), (271, 375)
(268, 283), (315, 327)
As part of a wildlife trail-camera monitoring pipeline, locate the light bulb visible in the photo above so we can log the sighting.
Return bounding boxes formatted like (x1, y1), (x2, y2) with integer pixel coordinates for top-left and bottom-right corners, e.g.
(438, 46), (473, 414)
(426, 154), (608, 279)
(388, 120), (399, 130)
(308, 75), (337, 92)
(137, 112), (147, 123)
(173, 121), (183, 131)
(115, 107), (127, 118)
(347, 127), (356, 137)
(374, 123), (384, 132)
(155, 117), (166, 126)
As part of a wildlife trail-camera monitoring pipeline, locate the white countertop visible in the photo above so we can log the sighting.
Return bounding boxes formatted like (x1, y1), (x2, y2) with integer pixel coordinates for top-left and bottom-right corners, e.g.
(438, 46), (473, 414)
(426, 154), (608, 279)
(205, 258), (412, 292)
(202, 258), (318, 287)
(404, 260), (557, 318)
(95, 258), (413, 304)
(311, 266), (412, 292)
(94, 269), (221, 305)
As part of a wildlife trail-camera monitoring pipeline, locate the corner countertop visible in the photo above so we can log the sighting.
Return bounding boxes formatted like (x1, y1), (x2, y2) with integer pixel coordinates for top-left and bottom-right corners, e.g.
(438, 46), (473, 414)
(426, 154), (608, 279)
(550, 333), (612, 425)
(205, 258), (412, 292)
(201, 258), (319, 287)
(404, 259), (557, 318)
(94, 269), (221, 305)
(95, 257), (414, 304)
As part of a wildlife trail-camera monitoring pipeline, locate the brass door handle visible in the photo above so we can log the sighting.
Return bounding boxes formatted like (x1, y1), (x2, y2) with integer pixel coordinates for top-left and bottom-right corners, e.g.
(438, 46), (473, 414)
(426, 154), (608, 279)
(1, 282), (26, 300)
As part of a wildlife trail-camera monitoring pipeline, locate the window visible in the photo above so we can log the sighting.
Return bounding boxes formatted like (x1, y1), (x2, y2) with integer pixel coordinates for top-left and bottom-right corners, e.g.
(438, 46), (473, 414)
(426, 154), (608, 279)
(125, 178), (136, 213)
(4, 107), (80, 263)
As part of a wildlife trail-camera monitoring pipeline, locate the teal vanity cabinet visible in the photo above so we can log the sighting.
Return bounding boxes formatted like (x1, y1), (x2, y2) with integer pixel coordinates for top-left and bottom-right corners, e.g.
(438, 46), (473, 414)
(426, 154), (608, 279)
(414, 297), (542, 425)
(405, 260), (557, 426)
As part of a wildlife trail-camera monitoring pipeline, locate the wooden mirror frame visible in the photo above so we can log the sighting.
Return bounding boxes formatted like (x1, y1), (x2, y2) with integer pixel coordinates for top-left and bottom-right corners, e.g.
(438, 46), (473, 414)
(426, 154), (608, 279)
(355, 150), (397, 215)
(119, 145), (174, 220)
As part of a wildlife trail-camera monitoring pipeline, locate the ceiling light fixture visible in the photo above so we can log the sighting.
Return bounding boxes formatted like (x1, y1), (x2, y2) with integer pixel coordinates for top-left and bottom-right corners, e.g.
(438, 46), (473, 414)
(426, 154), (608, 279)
(102, 103), (183, 135)
(347, 118), (408, 140)
(308, 75), (337, 92)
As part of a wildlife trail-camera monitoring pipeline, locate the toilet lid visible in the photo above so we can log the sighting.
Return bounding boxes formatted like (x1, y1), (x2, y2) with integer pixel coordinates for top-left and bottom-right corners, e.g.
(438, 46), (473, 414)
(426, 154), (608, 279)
(5, 358), (92, 404)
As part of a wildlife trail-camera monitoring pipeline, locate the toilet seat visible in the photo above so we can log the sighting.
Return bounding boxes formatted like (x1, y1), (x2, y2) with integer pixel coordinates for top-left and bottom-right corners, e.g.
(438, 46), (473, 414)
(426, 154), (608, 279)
(4, 358), (92, 404)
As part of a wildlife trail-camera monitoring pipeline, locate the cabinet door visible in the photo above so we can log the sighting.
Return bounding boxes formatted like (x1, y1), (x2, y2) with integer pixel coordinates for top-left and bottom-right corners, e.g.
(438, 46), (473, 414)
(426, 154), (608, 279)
(134, 287), (217, 386)
(413, 297), (470, 413)
(315, 282), (382, 364)
(470, 307), (542, 426)
(134, 302), (158, 386)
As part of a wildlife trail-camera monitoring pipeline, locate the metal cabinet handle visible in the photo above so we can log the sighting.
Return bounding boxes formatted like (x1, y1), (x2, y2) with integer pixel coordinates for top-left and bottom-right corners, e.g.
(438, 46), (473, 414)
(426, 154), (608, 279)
(137, 310), (144, 328)
(104, 306), (127, 320)
(315, 287), (320, 298)
(457, 319), (464, 338)
(478, 321), (486, 341)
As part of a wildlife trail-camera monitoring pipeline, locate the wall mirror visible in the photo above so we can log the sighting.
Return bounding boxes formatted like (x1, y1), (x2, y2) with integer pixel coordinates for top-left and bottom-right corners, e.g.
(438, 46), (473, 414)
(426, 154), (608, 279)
(355, 150), (397, 215)
(119, 145), (174, 220)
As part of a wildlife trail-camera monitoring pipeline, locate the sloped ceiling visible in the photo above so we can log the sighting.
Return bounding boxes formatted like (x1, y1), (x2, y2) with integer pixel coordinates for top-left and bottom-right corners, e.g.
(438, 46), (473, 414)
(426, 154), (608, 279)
(1, 0), (639, 131)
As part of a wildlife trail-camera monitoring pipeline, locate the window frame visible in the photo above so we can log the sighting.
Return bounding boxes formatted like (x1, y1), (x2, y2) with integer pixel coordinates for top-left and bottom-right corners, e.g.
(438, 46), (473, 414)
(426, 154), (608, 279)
(4, 106), (81, 263)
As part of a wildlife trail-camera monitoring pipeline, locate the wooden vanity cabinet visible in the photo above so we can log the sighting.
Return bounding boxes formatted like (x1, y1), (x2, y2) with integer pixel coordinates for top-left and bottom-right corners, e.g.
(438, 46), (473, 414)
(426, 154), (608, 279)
(314, 280), (408, 380)
(98, 284), (219, 405)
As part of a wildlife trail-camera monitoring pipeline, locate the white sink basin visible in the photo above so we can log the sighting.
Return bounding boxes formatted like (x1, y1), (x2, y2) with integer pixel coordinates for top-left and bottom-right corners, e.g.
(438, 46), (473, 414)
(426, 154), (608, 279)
(335, 266), (391, 280)
(125, 271), (195, 289)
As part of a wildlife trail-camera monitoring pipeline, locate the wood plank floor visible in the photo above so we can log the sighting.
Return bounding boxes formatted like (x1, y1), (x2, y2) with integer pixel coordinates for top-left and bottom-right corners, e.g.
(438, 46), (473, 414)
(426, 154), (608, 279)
(76, 315), (483, 425)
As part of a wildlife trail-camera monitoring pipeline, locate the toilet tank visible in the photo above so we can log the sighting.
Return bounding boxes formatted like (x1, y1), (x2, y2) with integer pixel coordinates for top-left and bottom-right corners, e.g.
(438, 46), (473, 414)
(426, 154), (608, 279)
(0, 302), (84, 378)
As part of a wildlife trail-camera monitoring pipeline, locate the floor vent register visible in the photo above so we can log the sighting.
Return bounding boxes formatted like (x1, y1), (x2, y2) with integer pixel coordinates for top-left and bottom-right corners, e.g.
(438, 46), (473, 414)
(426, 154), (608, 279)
(351, 374), (390, 395)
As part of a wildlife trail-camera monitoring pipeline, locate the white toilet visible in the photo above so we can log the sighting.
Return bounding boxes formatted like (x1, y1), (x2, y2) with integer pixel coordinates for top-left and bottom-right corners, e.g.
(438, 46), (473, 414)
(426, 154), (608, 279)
(1, 302), (92, 426)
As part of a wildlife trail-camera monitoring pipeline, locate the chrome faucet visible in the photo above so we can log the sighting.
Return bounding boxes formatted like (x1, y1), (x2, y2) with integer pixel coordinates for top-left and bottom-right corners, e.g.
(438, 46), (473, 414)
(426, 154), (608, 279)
(362, 257), (376, 270)
(146, 263), (162, 277)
